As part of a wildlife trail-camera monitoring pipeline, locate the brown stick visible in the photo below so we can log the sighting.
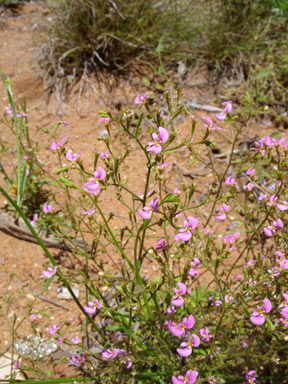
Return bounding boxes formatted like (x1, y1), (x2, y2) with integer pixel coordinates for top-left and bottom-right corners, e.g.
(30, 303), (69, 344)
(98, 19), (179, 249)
(0, 211), (89, 252)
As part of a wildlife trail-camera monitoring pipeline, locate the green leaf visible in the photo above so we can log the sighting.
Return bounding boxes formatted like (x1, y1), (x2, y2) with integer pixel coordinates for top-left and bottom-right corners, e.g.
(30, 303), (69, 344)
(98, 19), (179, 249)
(43, 273), (56, 293)
(98, 110), (110, 117)
(142, 76), (151, 87)
(58, 176), (77, 189)
(161, 194), (180, 204)
(56, 167), (69, 174)
(139, 218), (151, 230)
(155, 42), (164, 54)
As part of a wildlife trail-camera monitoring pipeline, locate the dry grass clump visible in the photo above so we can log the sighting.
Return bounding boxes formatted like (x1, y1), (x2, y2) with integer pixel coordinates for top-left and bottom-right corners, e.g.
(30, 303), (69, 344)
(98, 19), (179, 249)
(38, 0), (288, 107)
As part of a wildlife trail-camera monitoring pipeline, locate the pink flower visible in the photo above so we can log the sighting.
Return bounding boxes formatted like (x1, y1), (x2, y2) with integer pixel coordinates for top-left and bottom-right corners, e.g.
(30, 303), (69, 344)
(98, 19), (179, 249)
(81, 208), (95, 216)
(220, 231), (240, 251)
(156, 237), (168, 251)
(267, 195), (288, 211)
(100, 151), (110, 159)
(66, 150), (83, 162)
(199, 327), (213, 342)
(51, 137), (66, 151)
(57, 112), (69, 126)
(147, 127), (169, 154)
(43, 201), (54, 214)
(201, 116), (222, 131)
(14, 360), (21, 369)
(250, 298), (272, 326)
(6, 104), (12, 116)
(84, 299), (102, 314)
(225, 294), (233, 303)
(42, 265), (57, 279)
(246, 167), (255, 176)
(30, 314), (37, 322)
(244, 183), (255, 191)
(279, 258), (288, 270)
(245, 370), (256, 384)
(160, 110), (169, 120)
(123, 357), (133, 369)
(167, 305), (176, 314)
(242, 337), (249, 349)
(102, 348), (120, 359)
(189, 257), (201, 277)
(215, 101), (232, 120)
(172, 370), (199, 384)
(99, 117), (111, 123)
(57, 336), (66, 345)
(82, 182), (101, 195)
(71, 353), (85, 365)
(176, 335), (200, 357)
(138, 198), (159, 220)
(225, 176), (237, 186)
(83, 166), (106, 195)
(281, 306), (288, 320)
(175, 216), (199, 241)
(49, 324), (60, 335)
(93, 166), (106, 181)
(171, 282), (187, 307)
(256, 135), (285, 148)
(264, 218), (283, 237)
(216, 203), (230, 221)
(30, 213), (38, 226)
(245, 260), (257, 268)
(169, 315), (195, 337)
(71, 336), (80, 344)
(134, 92), (150, 105)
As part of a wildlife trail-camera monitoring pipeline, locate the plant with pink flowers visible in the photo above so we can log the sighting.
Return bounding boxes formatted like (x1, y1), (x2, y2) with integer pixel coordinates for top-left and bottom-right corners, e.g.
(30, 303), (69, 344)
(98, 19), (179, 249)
(2, 85), (288, 384)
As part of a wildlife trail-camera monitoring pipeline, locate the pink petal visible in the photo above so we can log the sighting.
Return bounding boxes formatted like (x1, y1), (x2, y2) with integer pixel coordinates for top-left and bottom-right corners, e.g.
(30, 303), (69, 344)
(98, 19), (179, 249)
(83, 182), (101, 195)
(250, 314), (265, 326)
(185, 315), (195, 329)
(186, 370), (199, 384)
(84, 306), (96, 314)
(187, 216), (199, 230)
(192, 334), (200, 347)
(58, 137), (67, 147)
(95, 166), (106, 180)
(66, 150), (74, 161)
(222, 101), (232, 113)
(171, 296), (184, 307)
(51, 141), (58, 151)
(215, 112), (226, 121)
(138, 209), (152, 220)
(177, 282), (187, 295)
(263, 298), (272, 313)
(159, 126), (169, 143)
(147, 144), (162, 154)
(172, 377), (185, 384)
(42, 271), (52, 279)
(201, 116), (213, 126)
(216, 213), (226, 221)
(176, 346), (192, 357)
(174, 231), (191, 241)
(264, 227), (273, 237)
(169, 325), (184, 337)
(134, 95), (141, 104)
